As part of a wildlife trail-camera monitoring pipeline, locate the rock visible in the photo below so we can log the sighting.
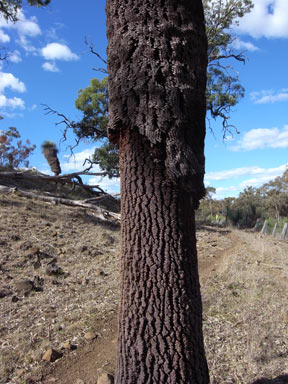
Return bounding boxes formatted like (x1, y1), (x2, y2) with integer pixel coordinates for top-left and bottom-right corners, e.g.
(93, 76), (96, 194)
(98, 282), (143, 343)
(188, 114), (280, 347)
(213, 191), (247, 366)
(46, 263), (63, 276)
(62, 341), (77, 351)
(24, 247), (40, 257)
(42, 348), (63, 363)
(0, 286), (12, 298)
(97, 373), (114, 384)
(13, 279), (34, 296)
(84, 331), (97, 341)
(79, 245), (88, 253)
(15, 368), (25, 377)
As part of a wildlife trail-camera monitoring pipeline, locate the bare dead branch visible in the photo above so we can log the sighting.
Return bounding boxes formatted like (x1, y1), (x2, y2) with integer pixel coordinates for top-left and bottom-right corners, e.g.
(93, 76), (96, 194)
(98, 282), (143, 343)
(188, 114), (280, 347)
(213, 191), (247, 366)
(84, 37), (107, 65)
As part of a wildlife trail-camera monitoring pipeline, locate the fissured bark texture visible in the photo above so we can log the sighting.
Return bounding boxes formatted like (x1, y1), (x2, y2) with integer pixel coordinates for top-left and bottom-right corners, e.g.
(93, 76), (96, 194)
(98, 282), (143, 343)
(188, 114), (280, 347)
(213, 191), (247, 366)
(106, 0), (209, 382)
(117, 130), (209, 383)
(106, 0), (207, 197)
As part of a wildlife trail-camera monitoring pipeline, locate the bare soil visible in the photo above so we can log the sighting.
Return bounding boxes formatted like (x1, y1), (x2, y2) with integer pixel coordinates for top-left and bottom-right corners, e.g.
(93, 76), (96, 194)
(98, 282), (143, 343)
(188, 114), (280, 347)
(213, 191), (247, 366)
(0, 191), (287, 384)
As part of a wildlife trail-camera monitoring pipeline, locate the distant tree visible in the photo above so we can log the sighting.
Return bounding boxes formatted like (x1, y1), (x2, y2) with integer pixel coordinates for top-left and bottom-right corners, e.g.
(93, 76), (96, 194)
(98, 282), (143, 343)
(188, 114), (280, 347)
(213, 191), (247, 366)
(41, 140), (61, 176)
(0, 126), (36, 169)
(227, 186), (263, 228)
(0, 0), (50, 22)
(70, 0), (253, 175)
(260, 169), (288, 221)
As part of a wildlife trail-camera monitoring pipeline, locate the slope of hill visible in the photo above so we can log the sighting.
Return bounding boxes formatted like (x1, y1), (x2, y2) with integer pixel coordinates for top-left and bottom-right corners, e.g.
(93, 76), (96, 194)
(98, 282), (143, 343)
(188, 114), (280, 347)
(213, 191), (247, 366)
(0, 188), (287, 384)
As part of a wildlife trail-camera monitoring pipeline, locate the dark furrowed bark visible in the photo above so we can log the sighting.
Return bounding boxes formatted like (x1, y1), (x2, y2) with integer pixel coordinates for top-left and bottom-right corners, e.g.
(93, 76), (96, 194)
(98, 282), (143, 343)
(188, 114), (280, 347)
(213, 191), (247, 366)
(116, 129), (209, 384)
(106, 0), (207, 197)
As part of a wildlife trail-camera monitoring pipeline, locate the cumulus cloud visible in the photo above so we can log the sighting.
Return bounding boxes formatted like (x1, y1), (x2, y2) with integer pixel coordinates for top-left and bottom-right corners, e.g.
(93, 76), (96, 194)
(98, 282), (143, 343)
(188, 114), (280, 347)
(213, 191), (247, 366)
(16, 35), (37, 53)
(0, 9), (41, 36)
(230, 125), (288, 151)
(61, 148), (96, 172)
(250, 89), (288, 104)
(0, 72), (26, 111)
(42, 61), (59, 72)
(88, 175), (120, 194)
(232, 38), (259, 51)
(0, 95), (25, 109)
(206, 164), (287, 182)
(0, 9), (41, 52)
(236, 0), (288, 38)
(60, 148), (120, 194)
(0, 29), (10, 43)
(41, 43), (79, 61)
(0, 72), (26, 93)
(8, 50), (22, 63)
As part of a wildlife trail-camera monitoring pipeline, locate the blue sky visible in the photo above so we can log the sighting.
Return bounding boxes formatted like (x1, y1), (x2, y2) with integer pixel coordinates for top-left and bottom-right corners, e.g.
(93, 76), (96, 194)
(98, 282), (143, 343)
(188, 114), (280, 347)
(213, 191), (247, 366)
(0, 0), (287, 197)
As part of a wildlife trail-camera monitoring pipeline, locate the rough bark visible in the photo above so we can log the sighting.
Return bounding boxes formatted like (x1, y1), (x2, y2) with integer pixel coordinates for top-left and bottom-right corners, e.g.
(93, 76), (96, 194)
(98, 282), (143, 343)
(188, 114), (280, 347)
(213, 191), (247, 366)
(117, 129), (209, 383)
(106, 0), (209, 382)
(106, 0), (207, 198)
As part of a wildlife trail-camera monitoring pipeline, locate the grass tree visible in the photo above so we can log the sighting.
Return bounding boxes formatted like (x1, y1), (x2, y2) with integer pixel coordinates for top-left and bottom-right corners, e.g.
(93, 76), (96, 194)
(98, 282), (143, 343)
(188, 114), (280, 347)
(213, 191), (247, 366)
(41, 141), (61, 176)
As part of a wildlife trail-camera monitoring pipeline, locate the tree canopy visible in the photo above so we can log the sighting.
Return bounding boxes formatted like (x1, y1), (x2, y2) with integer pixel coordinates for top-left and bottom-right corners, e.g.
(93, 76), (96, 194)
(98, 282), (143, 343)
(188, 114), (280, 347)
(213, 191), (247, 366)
(51, 0), (253, 177)
(204, 0), (253, 134)
(0, 0), (50, 22)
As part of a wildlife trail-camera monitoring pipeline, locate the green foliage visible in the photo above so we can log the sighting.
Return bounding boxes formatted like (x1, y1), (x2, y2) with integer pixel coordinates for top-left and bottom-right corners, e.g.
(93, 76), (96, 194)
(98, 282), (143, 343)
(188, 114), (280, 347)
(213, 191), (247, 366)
(92, 142), (119, 177)
(0, 126), (36, 169)
(197, 168), (288, 229)
(74, 77), (108, 141)
(204, 0), (253, 134)
(41, 140), (58, 152)
(0, 0), (50, 22)
(72, 0), (253, 175)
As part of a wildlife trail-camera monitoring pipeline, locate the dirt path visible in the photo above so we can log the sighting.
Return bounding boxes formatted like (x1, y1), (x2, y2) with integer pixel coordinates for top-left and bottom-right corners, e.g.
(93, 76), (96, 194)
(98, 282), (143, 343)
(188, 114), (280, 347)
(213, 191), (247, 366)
(35, 227), (246, 384)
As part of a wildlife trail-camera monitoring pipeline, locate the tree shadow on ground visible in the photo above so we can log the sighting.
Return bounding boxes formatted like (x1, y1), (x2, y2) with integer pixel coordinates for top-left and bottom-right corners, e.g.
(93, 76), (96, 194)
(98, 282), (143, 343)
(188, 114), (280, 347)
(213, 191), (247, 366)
(252, 375), (288, 384)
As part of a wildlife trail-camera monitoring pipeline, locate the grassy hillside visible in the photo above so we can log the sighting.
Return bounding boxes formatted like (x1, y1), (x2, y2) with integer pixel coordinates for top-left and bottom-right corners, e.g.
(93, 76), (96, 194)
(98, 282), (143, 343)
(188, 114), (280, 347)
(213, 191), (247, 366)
(0, 189), (287, 384)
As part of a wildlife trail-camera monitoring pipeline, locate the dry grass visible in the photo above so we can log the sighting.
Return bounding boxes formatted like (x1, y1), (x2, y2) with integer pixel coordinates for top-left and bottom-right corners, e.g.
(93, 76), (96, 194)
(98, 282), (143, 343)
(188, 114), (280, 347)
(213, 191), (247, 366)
(201, 230), (288, 383)
(0, 191), (287, 383)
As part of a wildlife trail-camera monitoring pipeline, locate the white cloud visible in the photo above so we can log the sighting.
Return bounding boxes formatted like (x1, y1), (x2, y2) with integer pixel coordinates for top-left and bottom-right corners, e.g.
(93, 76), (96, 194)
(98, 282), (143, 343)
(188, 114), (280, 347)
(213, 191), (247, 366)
(230, 125), (288, 151)
(88, 175), (120, 194)
(236, 0), (288, 38)
(42, 61), (59, 72)
(16, 13), (41, 37)
(0, 72), (26, 111)
(41, 43), (79, 61)
(61, 148), (96, 172)
(0, 72), (26, 93)
(0, 95), (25, 109)
(206, 164), (288, 182)
(213, 185), (240, 199)
(232, 38), (259, 51)
(0, 9), (41, 37)
(61, 148), (120, 194)
(0, 10), (41, 52)
(0, 29), (10, 43)
(206, 164), (288, 198)
(250, 89), (288, 104)
(16, 35), (37, 54)
(8, 50), (22, 63)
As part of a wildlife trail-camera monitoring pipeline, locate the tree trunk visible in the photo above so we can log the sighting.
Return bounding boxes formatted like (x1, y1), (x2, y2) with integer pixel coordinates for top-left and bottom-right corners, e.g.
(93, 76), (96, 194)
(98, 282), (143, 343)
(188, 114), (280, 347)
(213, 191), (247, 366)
(116, 129), (209, 383)
(106, 0), (209, 382)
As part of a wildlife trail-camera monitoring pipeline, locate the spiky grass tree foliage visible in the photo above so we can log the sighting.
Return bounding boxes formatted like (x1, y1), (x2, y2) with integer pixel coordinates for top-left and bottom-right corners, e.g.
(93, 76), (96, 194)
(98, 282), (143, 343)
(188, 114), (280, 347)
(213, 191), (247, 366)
(41, 141), (61, 176)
